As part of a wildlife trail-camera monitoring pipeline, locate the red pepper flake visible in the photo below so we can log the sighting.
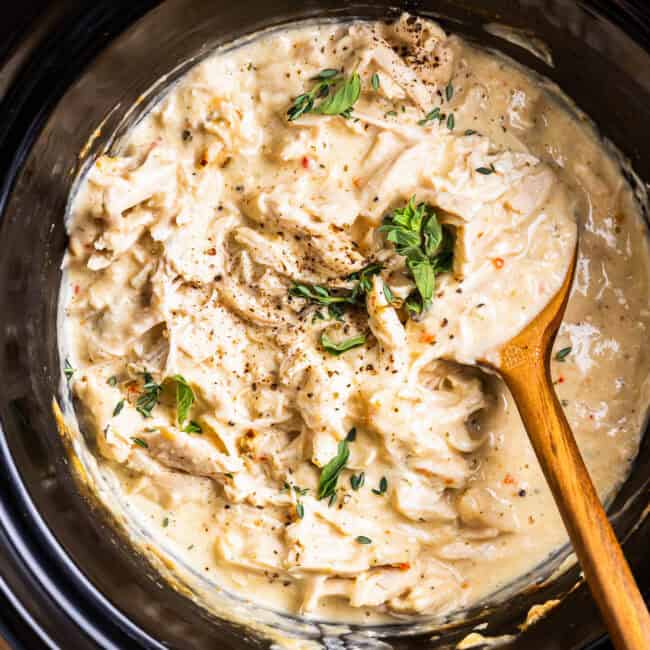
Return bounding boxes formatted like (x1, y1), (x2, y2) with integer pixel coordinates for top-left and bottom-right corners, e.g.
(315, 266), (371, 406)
(301, 156), (311, 170)
(420, 333), (436, 344)
(206, 247), (217, 256)
(74, 284), (80, 295)
(557, 376), (565, 384)
(503, 473), (515, 485)
(199, 158), (208, 167)
(396, 562), (410, 571)
(492, 257), (505, 269)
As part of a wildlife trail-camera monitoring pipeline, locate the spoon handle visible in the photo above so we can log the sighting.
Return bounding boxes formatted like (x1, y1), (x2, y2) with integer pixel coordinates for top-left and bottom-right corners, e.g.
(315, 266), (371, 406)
(502, 357), (650, 650)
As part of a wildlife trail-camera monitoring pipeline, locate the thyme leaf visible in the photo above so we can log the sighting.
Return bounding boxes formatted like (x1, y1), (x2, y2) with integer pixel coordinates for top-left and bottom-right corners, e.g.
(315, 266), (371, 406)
(382, 283), (395, 305)
(288, 71), (361, 121)
(317, 440), (350, 500)
(350, 472), (365, 491)
(418, 106), (441, 126)
(445, 81), (454, 102)
(113, 399), (125, 417)
(172, 374), (195, 425)
(314, 72), (361, 117)
(379, 197), (454, 314)
(64, 359), (75, 383)
(321, 331), (367, 356)
(372, 476), (388, 496)
(183, 420), (203, 434)
(136, 371), (162, 418)
(289, 263), (382, 319)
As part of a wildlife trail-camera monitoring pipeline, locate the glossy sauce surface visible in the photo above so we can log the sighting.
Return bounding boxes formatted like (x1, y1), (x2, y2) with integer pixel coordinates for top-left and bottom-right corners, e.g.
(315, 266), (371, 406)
(61, 16), (649, 624)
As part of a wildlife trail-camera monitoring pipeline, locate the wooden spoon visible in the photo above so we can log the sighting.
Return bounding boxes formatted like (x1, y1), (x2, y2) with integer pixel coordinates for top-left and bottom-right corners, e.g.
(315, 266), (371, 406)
(479, 243), (650, 649)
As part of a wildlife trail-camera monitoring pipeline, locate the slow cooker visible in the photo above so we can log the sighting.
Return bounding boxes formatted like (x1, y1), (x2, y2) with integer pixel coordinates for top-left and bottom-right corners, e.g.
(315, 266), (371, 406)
(0, 1), (648, 648)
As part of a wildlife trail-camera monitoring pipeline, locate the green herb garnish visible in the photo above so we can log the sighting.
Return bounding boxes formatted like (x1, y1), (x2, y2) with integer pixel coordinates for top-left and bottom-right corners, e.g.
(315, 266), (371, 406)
(136, 371), (162, 418)
(107, 375), (117, 387)
(162, 517), (169, 528)
(184, 420), (203, 434)
(418, 106), (441, 126)
(287, 70), (340, 121)
(172, 374), (195, 425)
(345, 427), (357, 442)
(289, 263), (382, 320)
(317, 439), (350, 500)
(287, 71), (361, 121)
(326, 303), (346, 321)
(289, 284), (351, 305)
(379, 197), (455, 314)
(321, 331), (367, 356)
(113, 399), (125, 417)
(385, 110), (398, 118)
(446, 113), (455, 130)
(347, 262), (383, 297)
(315, 68), (339, 79)
(371, 72), (380, 91)
(476, 164), (496, 175)
(350, 472), (365, 491)
(555, 346), (572, 362)
(372, 476), (388, 496)
(132, 437), (149, 449)
(315, 72), (361, 116)
(64, 359), (75, 383)
(464, 129), (477, 136)
(405, 292), (424, 317)
(445, 82), (454, 102)
(296, 501), (305, 519)
(355, 536), (372, 545)
(382, 283), (395, 305)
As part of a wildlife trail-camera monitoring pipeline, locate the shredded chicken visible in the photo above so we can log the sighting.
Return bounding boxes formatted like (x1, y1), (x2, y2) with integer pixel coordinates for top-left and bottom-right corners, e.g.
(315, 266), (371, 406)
(61, 13), (648, 625)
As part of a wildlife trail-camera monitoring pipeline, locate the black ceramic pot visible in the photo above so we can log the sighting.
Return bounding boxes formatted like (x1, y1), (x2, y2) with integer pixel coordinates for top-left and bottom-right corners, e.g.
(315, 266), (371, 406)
(0, 1), (648, 648)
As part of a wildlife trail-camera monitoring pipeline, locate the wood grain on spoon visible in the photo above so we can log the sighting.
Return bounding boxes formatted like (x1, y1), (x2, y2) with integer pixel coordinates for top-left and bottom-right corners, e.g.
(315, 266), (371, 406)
(482, 244), (650, 650)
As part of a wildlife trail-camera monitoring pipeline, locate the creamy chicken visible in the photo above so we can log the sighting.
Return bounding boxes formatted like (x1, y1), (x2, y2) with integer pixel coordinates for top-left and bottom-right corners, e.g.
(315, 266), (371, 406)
(60, 16), (650, 624)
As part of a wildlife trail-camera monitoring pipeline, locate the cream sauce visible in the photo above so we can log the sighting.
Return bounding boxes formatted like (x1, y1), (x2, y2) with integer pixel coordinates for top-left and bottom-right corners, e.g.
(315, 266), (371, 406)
(60, 15), (650, 625)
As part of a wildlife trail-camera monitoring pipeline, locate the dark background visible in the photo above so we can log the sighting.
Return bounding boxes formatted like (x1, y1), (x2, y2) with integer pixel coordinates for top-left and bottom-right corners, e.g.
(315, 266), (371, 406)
(0, 4), (48, 645)
(2, 5), (87, 648)
(0, 0), (41, 644)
